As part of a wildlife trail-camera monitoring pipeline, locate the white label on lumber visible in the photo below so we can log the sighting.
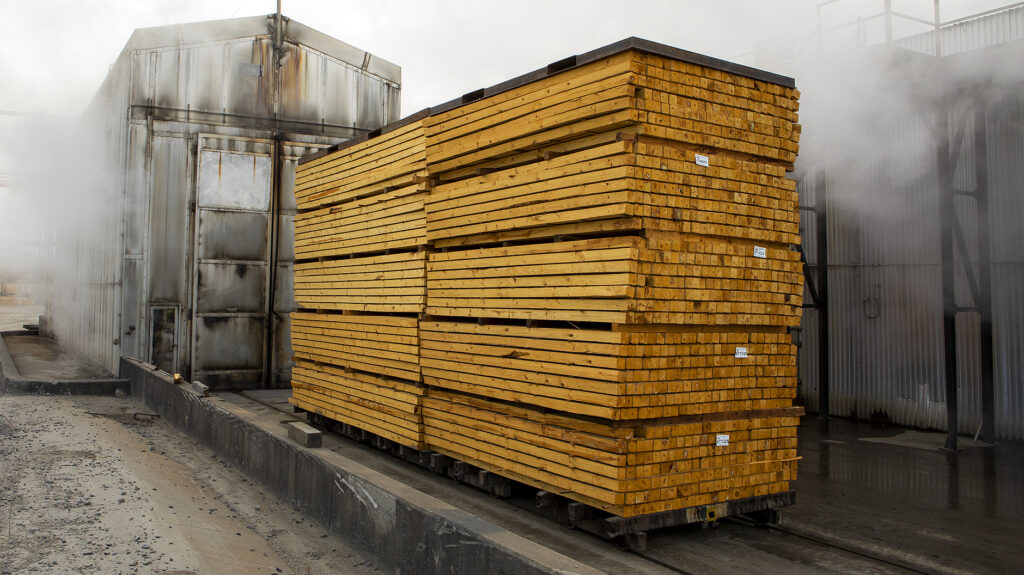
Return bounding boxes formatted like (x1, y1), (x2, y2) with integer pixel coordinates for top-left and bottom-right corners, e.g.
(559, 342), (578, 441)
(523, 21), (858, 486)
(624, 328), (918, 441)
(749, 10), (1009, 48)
(734, 347), (748, 359)
(753, 246), (767, 258)
(716, 434), (730, 446)
(695, 153), (710, 167)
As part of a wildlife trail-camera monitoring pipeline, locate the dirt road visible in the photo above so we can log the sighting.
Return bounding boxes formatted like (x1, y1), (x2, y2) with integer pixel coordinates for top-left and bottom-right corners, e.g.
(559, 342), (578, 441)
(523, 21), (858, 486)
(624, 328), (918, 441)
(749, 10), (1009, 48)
(0, 393), (379, 575)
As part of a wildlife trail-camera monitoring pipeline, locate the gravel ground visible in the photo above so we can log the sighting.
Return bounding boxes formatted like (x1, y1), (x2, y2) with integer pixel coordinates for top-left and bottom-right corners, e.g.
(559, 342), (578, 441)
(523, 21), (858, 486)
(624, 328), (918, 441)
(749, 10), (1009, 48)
(0, 392), (380, 575)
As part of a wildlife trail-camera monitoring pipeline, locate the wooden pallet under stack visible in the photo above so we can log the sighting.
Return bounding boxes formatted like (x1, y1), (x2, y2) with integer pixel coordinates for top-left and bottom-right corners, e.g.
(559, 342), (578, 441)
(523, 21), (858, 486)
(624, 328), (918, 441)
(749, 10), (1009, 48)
(418, 39), (804, 520)
(290, 118), (429, 449)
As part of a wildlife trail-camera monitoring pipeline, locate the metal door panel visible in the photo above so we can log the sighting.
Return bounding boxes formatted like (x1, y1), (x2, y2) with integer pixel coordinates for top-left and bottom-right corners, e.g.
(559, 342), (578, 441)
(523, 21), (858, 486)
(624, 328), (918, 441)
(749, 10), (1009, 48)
(195, 262), (267, 313)
(191, 135), (273, 387)
(196, 150), (271, 209)
(193, 316), (264, 371)
(276, 214), (294, 261)
(197, 210), (269, 261)
(150, 305), (178, 373)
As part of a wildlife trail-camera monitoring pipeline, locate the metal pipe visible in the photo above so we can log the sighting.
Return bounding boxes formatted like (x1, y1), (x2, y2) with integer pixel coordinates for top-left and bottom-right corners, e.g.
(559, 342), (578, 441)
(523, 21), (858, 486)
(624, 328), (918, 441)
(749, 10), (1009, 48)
(937, 109), (958, 451)
(273, 1), (283, 120)
(816, 171), (830, 419)
(974, 104), (995, 444)
(274, 1), (282, 52)
(884, 0), (894, 43)
(265, 137), (282, 387)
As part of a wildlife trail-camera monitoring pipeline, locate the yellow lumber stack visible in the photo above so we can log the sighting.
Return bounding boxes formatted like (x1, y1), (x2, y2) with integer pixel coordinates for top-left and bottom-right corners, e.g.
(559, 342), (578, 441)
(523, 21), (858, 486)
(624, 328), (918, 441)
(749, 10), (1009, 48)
(291, 40), (804, 519)
(290, 121), (428, 449)
(423, 389), (799, 517)
(420, 46), (802, 517)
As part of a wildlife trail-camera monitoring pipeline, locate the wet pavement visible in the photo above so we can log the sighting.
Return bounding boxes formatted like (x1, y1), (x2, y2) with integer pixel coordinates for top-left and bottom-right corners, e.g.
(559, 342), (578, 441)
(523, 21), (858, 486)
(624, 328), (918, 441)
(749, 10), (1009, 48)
(784, 418), (1024, 574)
(3, 334), (113, 381)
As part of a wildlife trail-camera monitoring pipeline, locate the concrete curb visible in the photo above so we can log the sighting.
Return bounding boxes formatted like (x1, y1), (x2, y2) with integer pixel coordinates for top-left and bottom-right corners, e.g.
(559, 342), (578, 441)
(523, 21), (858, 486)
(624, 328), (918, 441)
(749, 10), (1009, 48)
(0, 331), (129, 396)
(121, 358), (604, 575)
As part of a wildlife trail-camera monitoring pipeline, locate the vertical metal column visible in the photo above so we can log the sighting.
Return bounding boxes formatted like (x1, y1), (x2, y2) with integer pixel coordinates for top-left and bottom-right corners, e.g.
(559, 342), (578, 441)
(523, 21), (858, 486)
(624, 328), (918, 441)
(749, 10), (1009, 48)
(884, 0), (894, 43)
(937, 111), (959, 451)
(264, 2), (284, 387)
(816, 173), (830, 419)
(974, 104), (995, 444)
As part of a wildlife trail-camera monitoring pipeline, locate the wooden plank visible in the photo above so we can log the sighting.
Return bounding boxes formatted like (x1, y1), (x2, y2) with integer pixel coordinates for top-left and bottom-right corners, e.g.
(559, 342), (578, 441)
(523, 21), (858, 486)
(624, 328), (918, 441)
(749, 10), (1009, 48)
(432, 218), (643, 250)
(425, 53), (638, 139)
(292, 312), (420, 380)
(427, 109), (640, 176)
(295, 251), (426, 313)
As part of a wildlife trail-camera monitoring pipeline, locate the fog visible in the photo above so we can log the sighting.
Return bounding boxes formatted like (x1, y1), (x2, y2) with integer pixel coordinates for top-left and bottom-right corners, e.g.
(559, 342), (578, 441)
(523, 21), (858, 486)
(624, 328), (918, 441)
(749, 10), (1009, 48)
(0, 0), (1019, 322)
(1, 0), (1012, 115)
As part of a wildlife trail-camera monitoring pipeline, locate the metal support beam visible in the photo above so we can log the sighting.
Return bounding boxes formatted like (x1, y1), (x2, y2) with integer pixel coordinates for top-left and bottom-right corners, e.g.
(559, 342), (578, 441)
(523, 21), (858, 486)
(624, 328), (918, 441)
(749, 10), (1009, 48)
(937, 112), (959, 451)
(815, 173), (830, 419)
(951, 207), (981, 304)
(974, 104), (996, 444)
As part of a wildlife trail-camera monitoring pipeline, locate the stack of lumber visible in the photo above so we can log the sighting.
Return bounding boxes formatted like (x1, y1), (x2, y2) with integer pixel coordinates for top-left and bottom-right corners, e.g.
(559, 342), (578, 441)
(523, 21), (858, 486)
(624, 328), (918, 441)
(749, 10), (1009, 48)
(290, 39), (804, 518)
(419, 45), (803, 517)
(290, 121), (428, 449)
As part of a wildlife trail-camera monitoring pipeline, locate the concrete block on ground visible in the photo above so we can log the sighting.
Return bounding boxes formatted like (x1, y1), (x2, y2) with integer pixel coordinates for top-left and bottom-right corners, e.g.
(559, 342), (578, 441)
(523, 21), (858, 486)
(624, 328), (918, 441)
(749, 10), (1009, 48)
(288, 421), (323, 448)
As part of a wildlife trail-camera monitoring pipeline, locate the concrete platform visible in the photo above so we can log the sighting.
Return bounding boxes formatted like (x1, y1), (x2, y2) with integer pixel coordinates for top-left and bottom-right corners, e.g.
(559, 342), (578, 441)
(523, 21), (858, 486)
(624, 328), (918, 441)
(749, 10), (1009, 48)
(0, 331), (128, 395)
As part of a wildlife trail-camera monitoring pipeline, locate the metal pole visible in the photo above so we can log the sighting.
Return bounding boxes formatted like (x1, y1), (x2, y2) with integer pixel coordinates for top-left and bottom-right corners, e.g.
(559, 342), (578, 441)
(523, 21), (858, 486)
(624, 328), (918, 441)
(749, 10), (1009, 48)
(265, 137), (281, 387)
(275, 0), (283, 50)
(273, 0), (283, 120)
(937, 110), (959, 451)
(265, 0), (284, 386)
(816, 172), (830, 419)
(884, 0), (894, 44)
(974, 104), (995, 444)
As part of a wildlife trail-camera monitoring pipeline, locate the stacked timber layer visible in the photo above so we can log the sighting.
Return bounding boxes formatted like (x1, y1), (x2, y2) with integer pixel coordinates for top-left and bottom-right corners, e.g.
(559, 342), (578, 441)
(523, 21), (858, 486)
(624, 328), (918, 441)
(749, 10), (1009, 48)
(423, 389), (799, 517)
(291, 38), (804, 518)
(426, 233), (802, 325)
(291, 120), (428, 449)
(420, 321), (797, 421)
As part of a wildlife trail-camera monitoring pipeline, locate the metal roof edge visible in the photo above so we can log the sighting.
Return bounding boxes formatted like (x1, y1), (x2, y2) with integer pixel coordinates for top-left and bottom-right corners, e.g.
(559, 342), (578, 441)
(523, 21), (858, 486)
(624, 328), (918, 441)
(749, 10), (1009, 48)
(123, 14), (400, 85)
(430, 36), (795, 114)
(298, 36), (795, 165)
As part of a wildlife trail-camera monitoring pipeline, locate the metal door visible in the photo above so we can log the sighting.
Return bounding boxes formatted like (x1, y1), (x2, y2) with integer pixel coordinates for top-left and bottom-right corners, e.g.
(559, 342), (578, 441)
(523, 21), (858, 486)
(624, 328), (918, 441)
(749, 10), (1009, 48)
(190, 135), (273, 388)
(149, 305), (179, 373)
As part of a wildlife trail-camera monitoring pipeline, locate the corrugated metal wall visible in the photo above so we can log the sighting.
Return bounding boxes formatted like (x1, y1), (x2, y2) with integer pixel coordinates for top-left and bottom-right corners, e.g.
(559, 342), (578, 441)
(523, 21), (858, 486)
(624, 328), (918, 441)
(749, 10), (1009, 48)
(896, 4), (1024, 56)
(797, 48), (1024, 439)
(48, 49), (133, 372)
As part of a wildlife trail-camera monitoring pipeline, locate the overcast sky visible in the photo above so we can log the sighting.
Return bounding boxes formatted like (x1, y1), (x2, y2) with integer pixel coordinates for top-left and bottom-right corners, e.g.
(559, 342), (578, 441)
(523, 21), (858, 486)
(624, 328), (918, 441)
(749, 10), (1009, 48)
(0, 0), (1015, 117)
